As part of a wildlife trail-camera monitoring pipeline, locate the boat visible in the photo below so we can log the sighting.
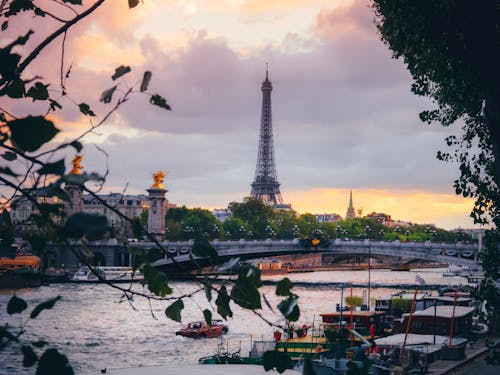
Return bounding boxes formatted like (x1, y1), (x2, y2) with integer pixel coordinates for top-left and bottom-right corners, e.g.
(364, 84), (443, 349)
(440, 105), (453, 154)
(71, 266), (143, 282)
(0, 245), (42, 288)
(175, 319), (228, 338)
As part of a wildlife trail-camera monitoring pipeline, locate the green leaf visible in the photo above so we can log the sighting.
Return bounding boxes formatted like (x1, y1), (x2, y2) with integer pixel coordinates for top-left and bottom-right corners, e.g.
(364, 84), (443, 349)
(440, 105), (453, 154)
(26, 82), (49, 101)
(276, 278), (294, 297)
(231, 281), (262, 310)
(8, 116), (59, 152)
(36, 159), (65, 176)
(1, 151), (17, 161)
(7, 294), (27, 314)
(0, 326), (17, 342)
(61, 172), (104, 186)
(204, 278), (212, 302)
(149, 94), (171, 110)
(70, 140), (82, 152)
(78, 103), (95, 116)
(49, 99), (62, 111)
(22, 345), (38, 367)
(277, 296), (300, 322)
(32, 340), (48, 348)
(1, 21), (8, 31)
(111, 65), (131, 80)
(63, 0), (82, 5)
(99, 85), (117, 104)
(215, 285), (233, 319)
(191, 239), (218, 265)
(141, 263), (172, 296)
(4, 78), (25, 98)
(263, 351), (292, 373)
(140, 71), (152, 92)
(203, 309), (212, 326)
(64, 213), (109, 239)
(0, 112), (6, 122)
(30, 296), (61, 319)
(128, 0), (140, 8)
(36, 348), (73, 375)
(165, 299), (184, 322)
(0, 166), (20, 177)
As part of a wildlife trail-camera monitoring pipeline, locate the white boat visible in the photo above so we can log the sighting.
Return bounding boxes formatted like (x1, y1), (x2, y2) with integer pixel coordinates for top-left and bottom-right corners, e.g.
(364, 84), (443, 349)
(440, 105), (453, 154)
(443, 265), (463, 277)
(71, 266), (143, 283)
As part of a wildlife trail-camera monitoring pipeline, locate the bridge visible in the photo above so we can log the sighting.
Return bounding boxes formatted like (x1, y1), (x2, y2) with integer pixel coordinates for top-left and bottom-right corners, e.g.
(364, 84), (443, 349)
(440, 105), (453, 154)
(150, 239), (480, 272)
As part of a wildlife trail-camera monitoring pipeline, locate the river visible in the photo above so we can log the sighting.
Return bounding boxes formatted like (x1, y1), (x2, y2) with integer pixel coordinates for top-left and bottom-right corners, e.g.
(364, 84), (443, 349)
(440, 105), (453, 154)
(0, 268), (470, 374)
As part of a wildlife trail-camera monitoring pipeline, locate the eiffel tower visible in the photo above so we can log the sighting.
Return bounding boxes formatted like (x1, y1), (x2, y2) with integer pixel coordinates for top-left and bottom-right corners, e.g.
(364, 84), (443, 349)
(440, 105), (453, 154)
(250, 66), (287, 208)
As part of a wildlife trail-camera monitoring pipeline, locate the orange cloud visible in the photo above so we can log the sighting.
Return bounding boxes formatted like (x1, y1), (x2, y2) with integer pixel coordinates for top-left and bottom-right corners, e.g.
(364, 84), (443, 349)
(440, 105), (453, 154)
(285, 188), (478, 229)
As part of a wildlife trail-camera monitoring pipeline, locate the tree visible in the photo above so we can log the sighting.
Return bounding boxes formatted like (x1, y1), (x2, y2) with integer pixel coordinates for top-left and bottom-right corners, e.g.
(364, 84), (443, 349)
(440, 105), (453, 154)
(373, 0), (500, 334)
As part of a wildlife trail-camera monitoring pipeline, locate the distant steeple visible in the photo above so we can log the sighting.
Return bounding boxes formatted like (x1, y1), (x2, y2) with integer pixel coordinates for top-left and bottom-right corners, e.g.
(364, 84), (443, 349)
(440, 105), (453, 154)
(345, 190), (356, 219)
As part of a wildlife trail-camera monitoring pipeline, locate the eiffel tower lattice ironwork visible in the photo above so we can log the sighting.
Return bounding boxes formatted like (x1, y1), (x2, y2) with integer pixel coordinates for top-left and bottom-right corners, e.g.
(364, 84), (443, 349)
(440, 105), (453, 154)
(250, 66), (284, 206)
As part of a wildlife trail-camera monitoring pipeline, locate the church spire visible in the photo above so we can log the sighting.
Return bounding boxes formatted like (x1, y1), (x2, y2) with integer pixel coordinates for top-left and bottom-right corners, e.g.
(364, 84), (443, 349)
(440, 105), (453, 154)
(345, 190), (356, 219)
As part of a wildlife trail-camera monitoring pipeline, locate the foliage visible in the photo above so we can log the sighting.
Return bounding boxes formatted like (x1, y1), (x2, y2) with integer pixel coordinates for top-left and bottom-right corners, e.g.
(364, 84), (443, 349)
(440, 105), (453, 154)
(373, 0), (499, 334)
(373, 0), (500, 227)
(345, 295), (362, 307)
(1, 294), (71, 374)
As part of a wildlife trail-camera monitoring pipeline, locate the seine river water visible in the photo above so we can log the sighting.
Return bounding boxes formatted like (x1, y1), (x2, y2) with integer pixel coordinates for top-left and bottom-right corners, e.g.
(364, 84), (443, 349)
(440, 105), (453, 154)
(0, 268), (469, 374)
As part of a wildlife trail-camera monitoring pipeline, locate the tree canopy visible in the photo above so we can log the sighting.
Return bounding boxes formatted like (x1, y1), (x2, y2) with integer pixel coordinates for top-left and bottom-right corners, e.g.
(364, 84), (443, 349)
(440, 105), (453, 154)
(373, 0), (500, 226)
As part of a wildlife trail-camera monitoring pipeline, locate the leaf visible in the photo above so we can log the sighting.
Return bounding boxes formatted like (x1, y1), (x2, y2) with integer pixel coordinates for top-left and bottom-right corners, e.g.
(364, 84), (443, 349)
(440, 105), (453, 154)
(1, 151), (17, 161)
(70, 140), (82, 152)
(0, 326), (17, 342)
(32, 340), (48, 348)
(277, 296), (300, 322)
(63, 0), (83, 4)
(22, 345), (38, 367)
(36, 159), (65, 176)
(36, 348), (73, 375)
(191, 239), (218, 265)
(99, 85), (117, 104)
(1, 21), (8, 31)
(263, 351), (292, 373)
(165, 299), (184, 322)
(78, 103), (95, 116)
(141, 263), (172, 296)
(49, 99), (62, 111)
(231, 282), (262, 310)
(215, 285), (233, 319)
(128, 0), (140, 8)
(203, 309), (212, 326)
(149, 94), (171, 110)
(140, 71), (152, 92)
(0, 112), (6, 122)
(26, 82), (49, 101)
(8, 116), (59, 152)
(4, 78), (25, 98)
(0, 166), (20, 177)
(204, 278), (212, 302)
(64, 213), (110, 239)
(276, 278), (294, 297)
(61, 172), (104, 186)
(7, 294), (27, 314)
(111, 65), (131, 80)
(30, 296), (61, 319)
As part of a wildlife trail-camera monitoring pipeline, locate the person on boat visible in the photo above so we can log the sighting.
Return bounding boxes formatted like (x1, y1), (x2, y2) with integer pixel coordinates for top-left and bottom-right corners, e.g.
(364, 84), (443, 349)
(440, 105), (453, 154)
(301, 324), (308, 337)
(366, 339), (380, 359)
(369, 320), (377, 338)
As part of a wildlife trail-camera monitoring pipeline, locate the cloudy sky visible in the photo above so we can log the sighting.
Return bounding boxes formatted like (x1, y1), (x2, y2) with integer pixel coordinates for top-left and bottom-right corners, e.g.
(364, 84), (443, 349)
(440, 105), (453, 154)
(8, 0), (483, 229)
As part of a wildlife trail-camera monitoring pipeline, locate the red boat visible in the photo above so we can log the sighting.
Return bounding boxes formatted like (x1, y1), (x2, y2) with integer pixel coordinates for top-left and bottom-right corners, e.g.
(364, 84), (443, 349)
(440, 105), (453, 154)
(175, 320), (228, 338)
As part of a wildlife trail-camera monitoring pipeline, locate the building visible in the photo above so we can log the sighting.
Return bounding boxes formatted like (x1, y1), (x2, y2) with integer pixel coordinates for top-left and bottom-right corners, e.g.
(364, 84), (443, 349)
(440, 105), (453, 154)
(315, 213), (343, 223)
(367, 212), (392, 226)
(213, 208), (232, 222)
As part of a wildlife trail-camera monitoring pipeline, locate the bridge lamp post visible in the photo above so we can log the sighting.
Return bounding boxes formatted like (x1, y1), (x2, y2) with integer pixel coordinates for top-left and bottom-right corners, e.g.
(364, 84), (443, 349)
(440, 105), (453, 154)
(425, 226), (431, 241)
(292, 225), (300, 238)
(405, 230), (411, 242)
(364, 225), (372, 311)
(239, 226), (246, 239)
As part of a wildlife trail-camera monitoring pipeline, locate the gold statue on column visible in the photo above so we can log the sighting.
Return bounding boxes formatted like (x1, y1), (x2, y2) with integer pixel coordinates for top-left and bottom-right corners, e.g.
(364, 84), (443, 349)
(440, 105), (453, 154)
(151, 171), (165, 189)
(69, 154), (83, 175)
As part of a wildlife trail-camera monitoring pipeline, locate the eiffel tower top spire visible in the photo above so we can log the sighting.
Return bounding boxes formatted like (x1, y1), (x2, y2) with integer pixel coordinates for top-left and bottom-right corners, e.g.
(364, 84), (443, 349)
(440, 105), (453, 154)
(250, 66), (284, 206)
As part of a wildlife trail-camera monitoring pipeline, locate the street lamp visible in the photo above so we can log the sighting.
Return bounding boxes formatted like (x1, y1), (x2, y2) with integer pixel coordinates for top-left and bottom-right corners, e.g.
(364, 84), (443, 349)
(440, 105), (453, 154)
(292, 224), (300, 238)
(365, 225), (371, 311)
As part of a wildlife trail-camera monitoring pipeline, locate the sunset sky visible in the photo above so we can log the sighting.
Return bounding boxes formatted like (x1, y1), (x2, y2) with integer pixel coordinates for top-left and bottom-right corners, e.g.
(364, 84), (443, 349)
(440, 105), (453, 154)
(8, 0), (484, 230)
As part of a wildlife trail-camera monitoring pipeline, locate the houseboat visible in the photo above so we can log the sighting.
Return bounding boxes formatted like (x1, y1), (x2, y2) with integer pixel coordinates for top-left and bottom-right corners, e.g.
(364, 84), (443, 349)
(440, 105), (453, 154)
(393, 305), (475, 338)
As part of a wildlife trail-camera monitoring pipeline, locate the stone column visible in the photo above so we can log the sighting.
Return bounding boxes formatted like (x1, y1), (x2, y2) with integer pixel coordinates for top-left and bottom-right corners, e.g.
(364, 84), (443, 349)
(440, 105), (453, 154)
(147, 171), (167, 241)
(65, 184), (83, 216)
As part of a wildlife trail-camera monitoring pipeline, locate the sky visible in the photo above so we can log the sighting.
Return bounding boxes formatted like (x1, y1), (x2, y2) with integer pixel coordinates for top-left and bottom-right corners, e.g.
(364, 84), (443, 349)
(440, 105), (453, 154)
(5, 0), (484, 230)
